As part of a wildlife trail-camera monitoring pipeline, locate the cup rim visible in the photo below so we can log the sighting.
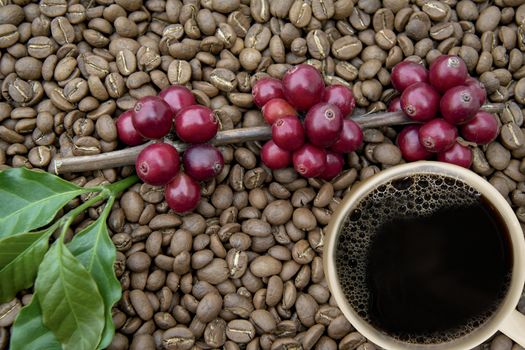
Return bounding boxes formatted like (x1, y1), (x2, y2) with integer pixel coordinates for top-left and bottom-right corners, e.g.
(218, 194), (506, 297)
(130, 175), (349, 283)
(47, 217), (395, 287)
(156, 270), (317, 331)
(324, 161), (525, 350)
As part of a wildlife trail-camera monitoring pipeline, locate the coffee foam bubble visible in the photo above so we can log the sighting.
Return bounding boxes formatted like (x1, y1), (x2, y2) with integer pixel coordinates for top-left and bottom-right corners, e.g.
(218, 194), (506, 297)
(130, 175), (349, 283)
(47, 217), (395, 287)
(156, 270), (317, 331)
(335, 174), (492, 344)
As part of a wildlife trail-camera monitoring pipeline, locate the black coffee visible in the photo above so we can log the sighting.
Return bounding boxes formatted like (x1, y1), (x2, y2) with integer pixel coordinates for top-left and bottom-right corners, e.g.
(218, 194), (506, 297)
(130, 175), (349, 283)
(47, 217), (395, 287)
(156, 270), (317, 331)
(335, 174), (512, 344)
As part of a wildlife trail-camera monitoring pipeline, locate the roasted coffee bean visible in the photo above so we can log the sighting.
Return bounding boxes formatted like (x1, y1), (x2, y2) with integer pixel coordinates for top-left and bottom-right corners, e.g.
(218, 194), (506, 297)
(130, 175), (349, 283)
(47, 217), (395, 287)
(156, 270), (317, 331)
(163, 326), (195, 350)
(487, 142), (512, 171)
(245, 24), (271, 51)
(292, 239), (315, 264)
(501, 123), (525, 151)
(226, 320), (255, 343)
(289, 0), (312, 28)
(0, 24), (19, 48)
(250, 255), (282, 277)
(50, 17), (74, 45)
(197, 258), (229, 284)
(250, 309), (276, 333)
(296, 293), (319, 327)
(332, 36), (362, 60)
(210, 68), (238, 92)
(0, 299), (21, 327)
(0, 5), (24, 26)
(338, 332), (367, 350)
(40, 0), (67, 17)
(476, 6), (501, 33)
(130, 290), (154, 321)
(196, 292), (223, 323)
(27, 145), (52, 167)
(327, 314), (354, 339)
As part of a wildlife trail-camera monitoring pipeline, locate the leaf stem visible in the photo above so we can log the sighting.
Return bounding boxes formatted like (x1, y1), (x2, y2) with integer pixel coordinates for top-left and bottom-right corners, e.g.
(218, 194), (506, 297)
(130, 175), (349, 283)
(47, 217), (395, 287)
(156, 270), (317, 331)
(57, 175), (138, 239)
(59, 193), (105, 240)
(105, 175), (139, 196)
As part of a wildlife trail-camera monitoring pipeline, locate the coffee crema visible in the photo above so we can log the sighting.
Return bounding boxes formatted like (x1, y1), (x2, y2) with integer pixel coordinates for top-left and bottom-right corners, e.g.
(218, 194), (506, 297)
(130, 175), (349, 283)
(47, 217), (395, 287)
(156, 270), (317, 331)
(335, 174), (512, 344)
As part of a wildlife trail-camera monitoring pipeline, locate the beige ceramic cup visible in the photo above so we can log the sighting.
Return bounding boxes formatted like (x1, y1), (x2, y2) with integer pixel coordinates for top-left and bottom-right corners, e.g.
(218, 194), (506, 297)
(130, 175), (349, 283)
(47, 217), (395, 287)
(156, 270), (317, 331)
(324, 161), (525, 350)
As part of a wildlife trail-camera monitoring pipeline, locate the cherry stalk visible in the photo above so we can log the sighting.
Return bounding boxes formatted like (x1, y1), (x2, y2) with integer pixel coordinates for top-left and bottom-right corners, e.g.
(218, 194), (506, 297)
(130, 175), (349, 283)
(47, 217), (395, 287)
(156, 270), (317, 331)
(50, 103), (504, 175)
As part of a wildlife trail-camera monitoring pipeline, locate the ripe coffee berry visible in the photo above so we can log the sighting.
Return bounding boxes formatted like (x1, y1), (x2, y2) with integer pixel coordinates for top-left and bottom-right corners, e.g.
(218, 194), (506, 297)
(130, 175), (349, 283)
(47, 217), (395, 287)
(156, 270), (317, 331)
(165, 172), (201, 213)
(175, 105), (218, 143)
(293, 144), (327, 178)
(283, 64), (325, 111)
(330, 119), (363, 153)
(419, 119), (458, 153)
(304, 102), (343, 148)
(136, 143), (180, 186)
(391, 61), (429, 92)
(320, 152), (344, 180)
(159, 85), (196, 115)
(116, 110), (145, 146)
(262, 98), (297, 125)
(183, 144), (224, 181)
(252, 77), (285, 107)
(440, 85), (480, 125)
(465, 76), (487, 106)
(322, 85), (356, 117)
(397, 125), (433, 161)
(429, 55), (468, 93)
(437, 143), (473, 168)
(460, 111), (499, 145)
(132, 96), (173, 139)
(272, 116), (305, 151)
(261, 140), (291, 170)
(387, 97), (402, 112)
(401, 82), (440, 122)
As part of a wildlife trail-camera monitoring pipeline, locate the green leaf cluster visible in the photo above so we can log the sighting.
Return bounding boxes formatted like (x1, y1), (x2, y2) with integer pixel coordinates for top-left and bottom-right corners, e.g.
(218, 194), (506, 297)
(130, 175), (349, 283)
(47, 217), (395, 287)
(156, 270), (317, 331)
(0, 168), (138, 350)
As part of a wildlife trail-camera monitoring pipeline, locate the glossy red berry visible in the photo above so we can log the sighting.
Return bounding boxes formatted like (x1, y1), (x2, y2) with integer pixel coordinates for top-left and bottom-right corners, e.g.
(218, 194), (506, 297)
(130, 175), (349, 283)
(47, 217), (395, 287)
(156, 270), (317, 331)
(136, 143), (180, 186)
(460, 111), (499, 145)
(437, 143), (473, 168)
(320, 152), (344, 180)
(440, 85), (481, 125)
(159, 85), (196, 115)
(283, 64), (325, 111)
(252, 77), (285, 107)
(464, 76), (487, 106)
(330, 119), (363, 153)
(387, 97), (402, 112)
(322, 85), (356, 117)
(293, 144), (327, 178)
(272, 116), (305, 151)
(132, 96), (173, 139)
(429, 55), (468, 93)
(175, 105), (218, 143)
(262, 98), (297, 125)
(116, 110), (145, 146)
(165, 172), (201, 213)
(418, 119), (458, 153)
(397, 125), (433, 161)
(391, 61), (429, 92)
(183, 144), (224, 181)
(304, 103), (343, 148)
(400, 82), (440, 122)
(261, 140), (291, 170)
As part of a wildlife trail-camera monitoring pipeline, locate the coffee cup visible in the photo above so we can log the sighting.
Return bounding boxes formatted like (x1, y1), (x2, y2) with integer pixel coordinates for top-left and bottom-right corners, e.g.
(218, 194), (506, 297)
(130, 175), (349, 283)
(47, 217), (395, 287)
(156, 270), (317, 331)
(324, 161), (525, 350)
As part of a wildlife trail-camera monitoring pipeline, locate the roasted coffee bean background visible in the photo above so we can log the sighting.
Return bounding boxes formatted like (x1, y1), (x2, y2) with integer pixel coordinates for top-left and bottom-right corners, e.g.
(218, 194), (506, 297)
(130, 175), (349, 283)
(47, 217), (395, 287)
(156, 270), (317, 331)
(1, 0), (525, 349)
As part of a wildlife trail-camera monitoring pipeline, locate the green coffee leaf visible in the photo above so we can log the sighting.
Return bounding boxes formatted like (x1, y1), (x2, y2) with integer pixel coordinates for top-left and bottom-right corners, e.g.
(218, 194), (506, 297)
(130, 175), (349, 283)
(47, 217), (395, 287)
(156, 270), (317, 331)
(68, 199), (121, 350)
(0, 228), (54, 302)
(10, 294), (62, 350)
(35, 240), (105, 350)
(0, 168), (89, 239)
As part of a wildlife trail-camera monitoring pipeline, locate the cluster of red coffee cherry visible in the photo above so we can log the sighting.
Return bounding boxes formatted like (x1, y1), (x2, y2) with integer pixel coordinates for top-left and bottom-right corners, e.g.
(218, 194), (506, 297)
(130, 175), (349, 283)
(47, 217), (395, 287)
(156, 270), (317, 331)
(116, 86), (223, 213)
(390, 55), (499, 168)
(253, 64), (363, 179)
